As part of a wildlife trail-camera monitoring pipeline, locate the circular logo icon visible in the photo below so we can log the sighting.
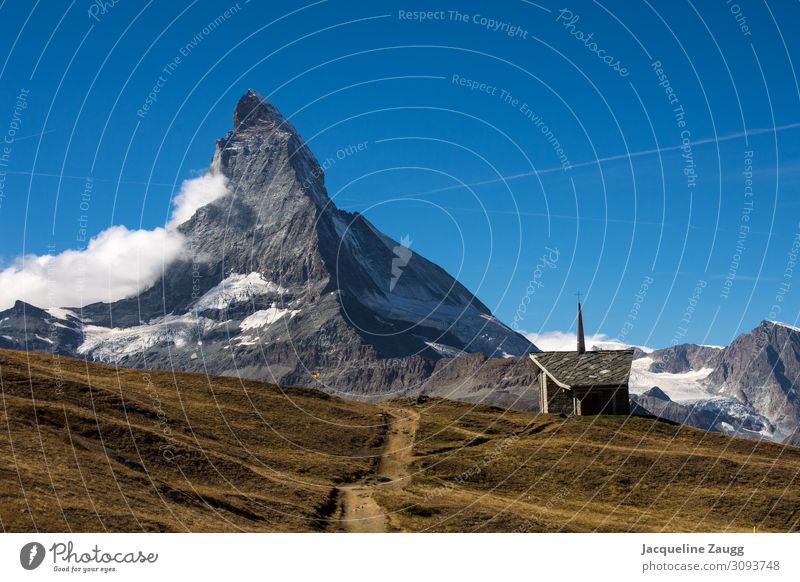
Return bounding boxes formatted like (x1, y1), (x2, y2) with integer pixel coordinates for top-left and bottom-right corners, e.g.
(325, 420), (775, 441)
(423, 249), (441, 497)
(20, 542), (46, 570)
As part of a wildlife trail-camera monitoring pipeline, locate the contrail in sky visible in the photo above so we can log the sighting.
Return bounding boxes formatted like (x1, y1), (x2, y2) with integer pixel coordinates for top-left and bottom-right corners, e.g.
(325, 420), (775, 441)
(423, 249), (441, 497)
(400, 122), (800, 197)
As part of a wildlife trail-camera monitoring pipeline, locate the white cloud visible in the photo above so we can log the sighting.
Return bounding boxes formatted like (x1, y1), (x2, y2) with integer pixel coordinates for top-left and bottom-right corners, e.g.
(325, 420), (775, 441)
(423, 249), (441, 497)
(525, 330), (637, 352)
(167, 167), (229, 228)
(0, 168), (228, 311)
(0, 226), (186, 310)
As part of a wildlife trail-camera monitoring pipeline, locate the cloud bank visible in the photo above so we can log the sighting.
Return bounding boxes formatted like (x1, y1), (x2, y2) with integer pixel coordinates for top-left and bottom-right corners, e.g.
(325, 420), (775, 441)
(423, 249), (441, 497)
(0, 226), (186, 309)
(0, 169), (228, 310)
(167, 168), (228, 228)
(525, 330), (636, 351)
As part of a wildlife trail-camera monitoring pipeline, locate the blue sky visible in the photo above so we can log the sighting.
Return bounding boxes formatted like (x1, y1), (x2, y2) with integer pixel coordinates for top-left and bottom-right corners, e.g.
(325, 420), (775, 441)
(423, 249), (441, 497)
(0, 0), (799, 348)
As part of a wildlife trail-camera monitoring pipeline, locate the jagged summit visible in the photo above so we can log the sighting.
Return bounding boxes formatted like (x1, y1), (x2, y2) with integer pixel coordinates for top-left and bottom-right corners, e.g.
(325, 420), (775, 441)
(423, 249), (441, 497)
(215, 89), (328, 210)
(642, 386), (670, 401)
(12, 300), (44, 315)
(766, 320), (800, 333)
(232, 89), (292, 133)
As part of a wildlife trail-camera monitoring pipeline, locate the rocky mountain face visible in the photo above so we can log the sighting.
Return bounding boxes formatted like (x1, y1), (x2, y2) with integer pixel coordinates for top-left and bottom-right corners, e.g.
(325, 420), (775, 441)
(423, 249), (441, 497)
(0, 90), (535, 403)
(632, 321), (800, 440)
(0, 302), (83, 355)
(646, 343), (723, 374)
(423, 352), (539, 411)
(630, 387), (773, 438)
(709, 321), (800, 436)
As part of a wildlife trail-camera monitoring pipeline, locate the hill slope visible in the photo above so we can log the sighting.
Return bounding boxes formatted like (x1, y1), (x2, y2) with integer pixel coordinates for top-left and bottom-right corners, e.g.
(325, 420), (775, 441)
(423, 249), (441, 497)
(1, 349), (799, 532)
(0, 348), (383, 532)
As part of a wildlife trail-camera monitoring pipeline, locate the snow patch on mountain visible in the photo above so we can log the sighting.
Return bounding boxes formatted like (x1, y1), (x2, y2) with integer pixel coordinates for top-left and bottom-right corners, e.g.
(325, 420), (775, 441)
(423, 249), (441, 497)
(769, 320), (800, 333)
(45, 307), (80, 321)
(194, 272), (286, 311)
(632, 366), (777, 440)
(240, 306), (299, 330)
(688, 398), (775, 439)
(424, 341), (464, 358)
(79, 313), (218, 362)
(629, 356), (716, 401)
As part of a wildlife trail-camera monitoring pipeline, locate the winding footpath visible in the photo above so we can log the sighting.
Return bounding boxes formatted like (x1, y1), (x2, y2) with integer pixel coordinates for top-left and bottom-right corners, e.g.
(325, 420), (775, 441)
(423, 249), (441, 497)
(339, 406), (420, 533)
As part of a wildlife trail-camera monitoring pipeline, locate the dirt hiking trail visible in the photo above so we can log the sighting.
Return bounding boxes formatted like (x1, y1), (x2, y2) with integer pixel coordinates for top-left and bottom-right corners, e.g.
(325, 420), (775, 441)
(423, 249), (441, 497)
(339, 405), (419, 532)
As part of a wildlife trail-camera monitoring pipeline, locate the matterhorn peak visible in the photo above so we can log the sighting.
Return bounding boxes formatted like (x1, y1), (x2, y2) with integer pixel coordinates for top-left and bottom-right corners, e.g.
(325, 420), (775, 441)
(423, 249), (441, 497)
(232, 88), (291, 133)
(0, 89), (535, 402)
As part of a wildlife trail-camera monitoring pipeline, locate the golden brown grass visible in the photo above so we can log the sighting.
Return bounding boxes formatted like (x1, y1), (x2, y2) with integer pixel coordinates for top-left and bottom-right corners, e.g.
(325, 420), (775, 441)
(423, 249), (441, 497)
(376, 398), (800, 532)
(0, 349), (384, 532)
(2, 349), (799, 532)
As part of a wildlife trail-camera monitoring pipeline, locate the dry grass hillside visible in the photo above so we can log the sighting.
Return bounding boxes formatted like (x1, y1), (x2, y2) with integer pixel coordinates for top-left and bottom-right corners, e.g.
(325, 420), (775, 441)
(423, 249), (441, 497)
(0, 349), (384, 532)
(1, 349), (799, 532)
(378, 399), (800, 532)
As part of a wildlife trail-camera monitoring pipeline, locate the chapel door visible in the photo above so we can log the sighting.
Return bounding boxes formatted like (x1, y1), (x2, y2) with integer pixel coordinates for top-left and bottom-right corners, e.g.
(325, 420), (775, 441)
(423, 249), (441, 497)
(580, 392), (604, 415)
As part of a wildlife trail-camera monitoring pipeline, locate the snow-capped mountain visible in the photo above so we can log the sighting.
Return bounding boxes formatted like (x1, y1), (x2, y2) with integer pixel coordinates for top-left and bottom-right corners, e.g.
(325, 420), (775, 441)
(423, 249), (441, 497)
(630, 386), (774, 439)
(0, 90), (534, 398)
(642, 343), (723, 374)
(708, 321), (800, 437)
(0, 301), (83, 354)
(629, 321), (800, 440)
(629, 356), (775, 439)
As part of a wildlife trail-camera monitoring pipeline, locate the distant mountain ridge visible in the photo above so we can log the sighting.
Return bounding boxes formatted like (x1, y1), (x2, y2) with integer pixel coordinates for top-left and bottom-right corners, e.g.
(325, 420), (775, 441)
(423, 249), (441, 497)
(710, 321), (800, 436)
(631, 320), (800, 440)
(645, 343), (723, 374)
